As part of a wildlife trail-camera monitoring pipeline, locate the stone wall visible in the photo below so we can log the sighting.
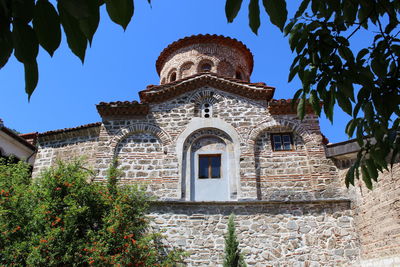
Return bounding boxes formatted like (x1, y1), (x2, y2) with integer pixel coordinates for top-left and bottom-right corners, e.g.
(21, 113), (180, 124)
(149, 201), (359, 267)
(93, 87), (340, 201)
(33, 128), (99, 177)
(337, 162), (400, 266)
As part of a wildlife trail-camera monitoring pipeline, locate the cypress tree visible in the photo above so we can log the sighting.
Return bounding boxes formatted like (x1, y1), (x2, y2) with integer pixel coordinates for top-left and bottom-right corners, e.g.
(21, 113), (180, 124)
(223, 214), (247, 267)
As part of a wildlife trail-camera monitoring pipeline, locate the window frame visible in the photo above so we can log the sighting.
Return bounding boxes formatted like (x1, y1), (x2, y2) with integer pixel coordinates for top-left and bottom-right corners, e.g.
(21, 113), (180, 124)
(271, 133), (294, 151)
(198, 154), (222, 179)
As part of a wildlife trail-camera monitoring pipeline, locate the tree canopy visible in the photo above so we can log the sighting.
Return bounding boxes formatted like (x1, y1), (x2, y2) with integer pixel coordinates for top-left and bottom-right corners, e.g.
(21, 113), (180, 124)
(0, 0), (399, 188)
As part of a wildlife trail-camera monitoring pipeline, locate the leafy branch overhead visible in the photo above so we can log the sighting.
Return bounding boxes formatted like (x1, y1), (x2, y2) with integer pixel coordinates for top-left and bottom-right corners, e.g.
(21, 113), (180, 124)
(226, 0), (400, 189)
(0, 0), (134, 100)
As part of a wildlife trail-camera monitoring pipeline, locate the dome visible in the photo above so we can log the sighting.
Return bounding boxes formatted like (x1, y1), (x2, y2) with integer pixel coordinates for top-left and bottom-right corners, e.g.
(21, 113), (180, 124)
(156, 34), (254, 84)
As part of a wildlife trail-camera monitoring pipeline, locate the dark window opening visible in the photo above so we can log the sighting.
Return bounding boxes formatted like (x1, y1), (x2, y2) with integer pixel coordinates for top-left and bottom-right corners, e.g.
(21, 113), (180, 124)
(271, 133), (293, 151)
(199, 154), (221, 179)
(170, 72), (177, 82)
(201, 63), (212, 72)
(235, 71), (242, 80)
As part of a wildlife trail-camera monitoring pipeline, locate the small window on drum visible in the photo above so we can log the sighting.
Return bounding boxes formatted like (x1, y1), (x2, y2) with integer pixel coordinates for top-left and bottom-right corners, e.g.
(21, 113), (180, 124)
(199, 154), (221, 179)
(271, 133), (293, 151)
(170, 72), (177, 82)
(235, 71), (242, 80)
(200, 63), (212, 72)
(201, 102), (213, 118)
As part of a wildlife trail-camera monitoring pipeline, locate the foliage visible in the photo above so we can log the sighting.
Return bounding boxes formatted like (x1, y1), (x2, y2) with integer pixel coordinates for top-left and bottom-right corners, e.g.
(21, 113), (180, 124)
(223, 214), (246, 267)
(226, 0), (400, 189)
(0, 0), (145, 100)
(0, 159), (185, 266)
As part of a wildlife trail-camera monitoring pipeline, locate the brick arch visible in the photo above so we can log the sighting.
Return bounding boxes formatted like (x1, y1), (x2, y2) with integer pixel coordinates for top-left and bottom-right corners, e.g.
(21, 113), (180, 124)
(247, 119), (314, 144)
(110, 123), (172, 156)
(189, 89), (223, 104)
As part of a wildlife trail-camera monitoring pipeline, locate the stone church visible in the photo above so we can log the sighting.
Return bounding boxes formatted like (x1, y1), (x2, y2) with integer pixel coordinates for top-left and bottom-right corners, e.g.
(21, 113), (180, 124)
(29, 35), (399, 266)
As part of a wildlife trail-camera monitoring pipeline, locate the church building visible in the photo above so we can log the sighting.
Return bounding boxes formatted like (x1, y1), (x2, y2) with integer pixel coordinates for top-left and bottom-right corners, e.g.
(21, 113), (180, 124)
(29, 35), (400, 266)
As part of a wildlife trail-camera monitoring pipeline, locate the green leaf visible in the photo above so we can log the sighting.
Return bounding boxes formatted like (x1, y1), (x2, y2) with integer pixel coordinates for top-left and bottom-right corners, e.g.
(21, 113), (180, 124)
(345, 119), (357, 137)
(78, 0), (100, 44)
(288, 65), (299, 82)
(105, 0), (134, 30)
(289, 24), (303, 51)
(370, 148), (389, 171)
(361, 164), (372, 189)
(12, 0), (35, 23)
(295, 0), (310, 19)
(58, 3), (87, 63)
(309, 90), (321, 116)
(338, 46), (354, 62)
(33, 0), (61, 57)
(343, 0), (357, 25)
(366, 158), (378, 182)
(249, 0), (260, 35)
(356, 48), (369, 62)
(12, 21), (39, 63)
(24, 60), (38, 101)
(0, 30), (13, 69)
(283, 20), (295, 36)
(263, 0), (287, 32)
(371, 56), (386, 78)
(336, 91), (352, 115)
(297, 95), (306, 120)
(58, 0), (90, 19)
(225, 0), (243, 23)
(364, 102), (374, 123)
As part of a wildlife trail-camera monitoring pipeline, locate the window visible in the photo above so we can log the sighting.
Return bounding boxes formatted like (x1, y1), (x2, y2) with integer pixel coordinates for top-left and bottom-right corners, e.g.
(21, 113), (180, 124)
(200, 63), (212, 72)
(170, 72), (177, 82)
(271, 133), (293, 151)
(201, 102), (212, 118)
(198, 154), (221, 179)
(235, 71), (242, 80)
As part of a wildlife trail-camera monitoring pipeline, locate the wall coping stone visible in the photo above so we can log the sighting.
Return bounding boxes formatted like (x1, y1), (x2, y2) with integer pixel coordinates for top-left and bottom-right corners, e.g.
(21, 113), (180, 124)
(150, 199), (351, 206)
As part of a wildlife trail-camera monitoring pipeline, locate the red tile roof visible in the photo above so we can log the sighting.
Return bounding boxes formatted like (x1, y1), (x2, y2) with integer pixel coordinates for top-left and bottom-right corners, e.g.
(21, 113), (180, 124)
(96, 101), (149, 116)
(156, 34), (254, 75)
(19, 132), (38, 146)
(139, 72), (275, 103)
(39, 122), (102, 136)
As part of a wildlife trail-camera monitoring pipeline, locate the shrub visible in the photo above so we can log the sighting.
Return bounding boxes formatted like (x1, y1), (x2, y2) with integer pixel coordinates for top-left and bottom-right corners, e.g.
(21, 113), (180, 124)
(0, 159), (184, 266)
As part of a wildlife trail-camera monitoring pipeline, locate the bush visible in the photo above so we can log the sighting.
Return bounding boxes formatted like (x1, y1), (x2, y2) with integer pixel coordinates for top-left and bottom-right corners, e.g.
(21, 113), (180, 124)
(0, 159), (184, 266)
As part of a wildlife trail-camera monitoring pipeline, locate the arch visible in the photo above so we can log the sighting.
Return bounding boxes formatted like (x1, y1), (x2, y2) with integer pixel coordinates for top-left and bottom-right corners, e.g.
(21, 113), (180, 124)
(247, 119), (314, 144)
(168, 68), (177, 82)
(197, 59), (214, 73)
(179, 61), (194, 79)
(176, 118), (242, 201)
(110, 123), (172, 156)
(189, 89), (223, 104)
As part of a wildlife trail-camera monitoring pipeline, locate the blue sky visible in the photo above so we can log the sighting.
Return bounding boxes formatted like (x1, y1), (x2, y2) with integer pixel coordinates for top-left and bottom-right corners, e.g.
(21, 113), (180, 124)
(0, 0), (353, 143)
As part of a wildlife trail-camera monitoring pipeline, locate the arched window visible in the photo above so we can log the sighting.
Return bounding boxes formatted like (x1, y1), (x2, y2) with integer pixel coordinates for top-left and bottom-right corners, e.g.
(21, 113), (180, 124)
(201, 102), (212, 118)
(200, 63), (212, 72)
(170, 71), (177, 82)
(235, 71), (242, 80)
